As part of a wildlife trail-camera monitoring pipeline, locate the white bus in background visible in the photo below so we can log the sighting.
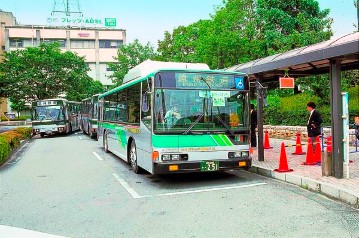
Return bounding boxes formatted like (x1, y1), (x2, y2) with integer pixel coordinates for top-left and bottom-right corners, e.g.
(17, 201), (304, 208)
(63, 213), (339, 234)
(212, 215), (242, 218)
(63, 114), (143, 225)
(31, 98), (81, 137)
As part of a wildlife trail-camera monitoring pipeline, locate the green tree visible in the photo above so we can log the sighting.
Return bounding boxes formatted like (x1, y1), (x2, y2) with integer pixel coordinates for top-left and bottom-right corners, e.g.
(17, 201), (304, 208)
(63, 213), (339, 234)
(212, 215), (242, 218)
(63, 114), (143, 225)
(10, 97), (29, 118)
(157, 0), (332, 69)
(109, 39), (157, 85)
(0, 42), (99, 103)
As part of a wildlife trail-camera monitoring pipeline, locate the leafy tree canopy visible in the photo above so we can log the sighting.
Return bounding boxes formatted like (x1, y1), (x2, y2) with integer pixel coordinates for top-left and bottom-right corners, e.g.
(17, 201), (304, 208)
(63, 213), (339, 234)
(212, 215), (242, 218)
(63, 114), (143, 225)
(0, 42), (103, 103)
(109, 39), (157, 86)
(157, 0), (332, 69)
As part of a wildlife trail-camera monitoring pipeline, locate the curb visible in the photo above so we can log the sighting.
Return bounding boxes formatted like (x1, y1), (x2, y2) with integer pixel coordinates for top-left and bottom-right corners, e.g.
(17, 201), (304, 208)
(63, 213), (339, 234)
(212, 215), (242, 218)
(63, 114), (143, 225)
(249, 166), (359, 209)
(0, 138), (31, 167)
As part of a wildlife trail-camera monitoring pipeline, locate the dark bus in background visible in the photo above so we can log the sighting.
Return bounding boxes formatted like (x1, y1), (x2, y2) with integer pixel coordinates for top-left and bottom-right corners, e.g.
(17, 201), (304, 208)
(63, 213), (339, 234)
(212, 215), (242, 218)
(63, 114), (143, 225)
(31, 98), (81, 137)
(81, 94), (100, 139)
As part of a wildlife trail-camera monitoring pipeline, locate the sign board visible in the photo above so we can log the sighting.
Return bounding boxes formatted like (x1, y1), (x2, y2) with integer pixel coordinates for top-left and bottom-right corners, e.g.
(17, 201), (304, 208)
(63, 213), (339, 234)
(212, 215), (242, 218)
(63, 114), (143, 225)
(47, 17), (117, 28)
(279, 77), (294, 88)
(342, 92), (349, 179)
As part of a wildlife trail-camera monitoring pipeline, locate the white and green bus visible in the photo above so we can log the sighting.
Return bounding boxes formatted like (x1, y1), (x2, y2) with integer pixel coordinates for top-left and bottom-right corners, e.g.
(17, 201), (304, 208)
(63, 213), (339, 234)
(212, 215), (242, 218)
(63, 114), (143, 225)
(32, 98), (81, 137)
(98, 60), (251, 174)
(81, 94), (100, 139)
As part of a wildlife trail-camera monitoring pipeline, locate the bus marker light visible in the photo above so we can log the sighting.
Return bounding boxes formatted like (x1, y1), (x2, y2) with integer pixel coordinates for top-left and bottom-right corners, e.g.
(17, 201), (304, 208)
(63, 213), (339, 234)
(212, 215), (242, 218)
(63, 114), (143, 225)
(152, 151), (159, 161)
(239, 161), (246, 167)
(169, 165), (179, 171)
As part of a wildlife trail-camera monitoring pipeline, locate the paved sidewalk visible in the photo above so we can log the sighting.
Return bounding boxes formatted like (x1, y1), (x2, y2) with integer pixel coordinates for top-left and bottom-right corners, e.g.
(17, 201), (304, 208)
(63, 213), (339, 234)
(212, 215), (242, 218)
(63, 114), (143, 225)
(250, 138), (359, 208)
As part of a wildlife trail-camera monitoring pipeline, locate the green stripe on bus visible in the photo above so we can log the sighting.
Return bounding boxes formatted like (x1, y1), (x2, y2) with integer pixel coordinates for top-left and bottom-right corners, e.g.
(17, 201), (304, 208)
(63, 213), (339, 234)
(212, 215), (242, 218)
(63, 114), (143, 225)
(211, 135), (227, 146)
(220, 134), (233, 146)
(152, 135), (218, 148)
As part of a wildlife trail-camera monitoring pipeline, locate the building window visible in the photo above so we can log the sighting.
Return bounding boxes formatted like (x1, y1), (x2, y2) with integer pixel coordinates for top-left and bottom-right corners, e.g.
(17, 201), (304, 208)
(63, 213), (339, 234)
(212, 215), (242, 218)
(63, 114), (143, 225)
(41, 39), (66, 48)
(9, 39), (24, 48)
(70, 40), (95, 49)
(106, 64), (114, 71)
(99, 40), (123, 48)
(23, 39), (35, 47)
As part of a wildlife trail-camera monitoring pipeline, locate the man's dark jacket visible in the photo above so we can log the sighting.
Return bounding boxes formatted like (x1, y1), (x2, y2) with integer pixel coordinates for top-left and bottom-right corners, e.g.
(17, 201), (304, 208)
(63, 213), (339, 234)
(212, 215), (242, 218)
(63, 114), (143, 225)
(307, 110), (323, 137)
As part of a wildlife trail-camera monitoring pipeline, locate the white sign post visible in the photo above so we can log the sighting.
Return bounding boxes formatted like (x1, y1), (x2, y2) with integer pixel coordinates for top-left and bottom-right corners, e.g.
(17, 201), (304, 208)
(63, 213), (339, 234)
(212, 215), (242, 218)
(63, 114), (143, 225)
(342, 92), (350, 179)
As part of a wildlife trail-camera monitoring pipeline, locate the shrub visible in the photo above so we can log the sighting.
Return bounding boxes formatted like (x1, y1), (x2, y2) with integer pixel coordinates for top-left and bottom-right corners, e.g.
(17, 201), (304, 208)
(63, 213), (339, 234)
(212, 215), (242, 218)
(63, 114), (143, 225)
(12, 127), (32, 140)
(0, 131), (22, 149)
(263, 86), (359, 126)
(0, 137), (11, 164)
(0, 115), (31, 121)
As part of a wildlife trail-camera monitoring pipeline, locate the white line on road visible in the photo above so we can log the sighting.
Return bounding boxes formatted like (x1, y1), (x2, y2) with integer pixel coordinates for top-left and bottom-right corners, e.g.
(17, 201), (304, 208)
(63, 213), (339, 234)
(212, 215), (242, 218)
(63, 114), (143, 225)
(112, 173), (142, 199)
(78, 136), (83, 140)
(92, 152), (104, 161)
(141, 182), (267, 198)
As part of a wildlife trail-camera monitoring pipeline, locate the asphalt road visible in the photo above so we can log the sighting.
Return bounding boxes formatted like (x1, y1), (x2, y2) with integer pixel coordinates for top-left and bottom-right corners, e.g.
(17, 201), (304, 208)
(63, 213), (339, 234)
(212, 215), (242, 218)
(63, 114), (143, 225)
(1, 133), (358, 238)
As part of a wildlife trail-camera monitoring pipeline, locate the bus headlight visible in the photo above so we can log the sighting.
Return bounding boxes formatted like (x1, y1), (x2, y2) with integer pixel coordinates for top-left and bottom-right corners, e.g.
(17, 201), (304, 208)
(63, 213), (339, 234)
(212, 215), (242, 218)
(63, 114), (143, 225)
(161, 154), (188, 161)
(228, 151), (249, 158)
(162, 154), (171, 161)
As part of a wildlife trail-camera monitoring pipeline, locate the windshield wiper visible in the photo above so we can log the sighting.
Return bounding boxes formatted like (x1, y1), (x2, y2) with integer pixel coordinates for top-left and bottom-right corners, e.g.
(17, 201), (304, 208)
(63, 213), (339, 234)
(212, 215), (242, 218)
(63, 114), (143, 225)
(183, 113), (204, 134)
(214, 113), (235, 137)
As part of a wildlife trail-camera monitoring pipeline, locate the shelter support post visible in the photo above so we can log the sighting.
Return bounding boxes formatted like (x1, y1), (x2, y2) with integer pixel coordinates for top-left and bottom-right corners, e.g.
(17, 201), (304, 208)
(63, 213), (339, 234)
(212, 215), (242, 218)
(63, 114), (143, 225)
(256, 75), (264, 161)
(330, 58), (344, 179)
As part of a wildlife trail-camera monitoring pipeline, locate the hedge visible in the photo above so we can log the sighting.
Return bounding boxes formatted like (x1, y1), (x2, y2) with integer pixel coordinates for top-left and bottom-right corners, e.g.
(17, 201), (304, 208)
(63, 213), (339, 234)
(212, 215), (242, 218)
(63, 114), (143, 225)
(0, 116), (31, 121)
(0, 127), (32, 165)
(263, 86), (359, 126)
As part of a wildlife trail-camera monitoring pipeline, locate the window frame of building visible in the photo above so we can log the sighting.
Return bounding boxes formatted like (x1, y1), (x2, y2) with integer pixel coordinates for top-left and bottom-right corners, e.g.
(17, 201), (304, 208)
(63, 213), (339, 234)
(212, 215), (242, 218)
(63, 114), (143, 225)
(70, 40), (96, 49)
(99, 40), (123, 49)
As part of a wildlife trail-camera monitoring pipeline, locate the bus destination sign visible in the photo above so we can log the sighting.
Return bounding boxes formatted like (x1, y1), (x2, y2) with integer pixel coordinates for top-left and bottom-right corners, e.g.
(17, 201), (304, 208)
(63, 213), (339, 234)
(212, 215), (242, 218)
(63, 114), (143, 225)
(175, 73), (234, 89)
(37, 101), (58, 106)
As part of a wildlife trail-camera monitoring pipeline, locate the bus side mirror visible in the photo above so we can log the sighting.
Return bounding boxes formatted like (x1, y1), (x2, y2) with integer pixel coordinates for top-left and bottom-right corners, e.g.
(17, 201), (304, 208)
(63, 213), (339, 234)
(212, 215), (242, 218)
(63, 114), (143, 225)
(142, 93), (149, 113)
(147, 77), (152, 93)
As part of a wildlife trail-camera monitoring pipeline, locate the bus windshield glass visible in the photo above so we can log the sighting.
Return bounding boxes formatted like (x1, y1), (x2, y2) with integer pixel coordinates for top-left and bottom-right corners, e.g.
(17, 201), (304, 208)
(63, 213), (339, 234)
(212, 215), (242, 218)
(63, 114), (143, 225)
(154, 89), (249, 134)
(33, 105), (64, 121)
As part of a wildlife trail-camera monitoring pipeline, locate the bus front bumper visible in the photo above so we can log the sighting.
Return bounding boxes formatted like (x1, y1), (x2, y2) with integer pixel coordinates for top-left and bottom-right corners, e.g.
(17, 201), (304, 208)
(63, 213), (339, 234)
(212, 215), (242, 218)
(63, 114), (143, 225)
(153, 158), (252, 174)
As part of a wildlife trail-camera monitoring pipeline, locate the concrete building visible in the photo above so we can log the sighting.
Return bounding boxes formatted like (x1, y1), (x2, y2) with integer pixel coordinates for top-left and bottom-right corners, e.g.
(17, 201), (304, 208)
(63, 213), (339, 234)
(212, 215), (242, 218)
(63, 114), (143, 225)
(0, 10), (17, 118)
(5, 25), (126, 86)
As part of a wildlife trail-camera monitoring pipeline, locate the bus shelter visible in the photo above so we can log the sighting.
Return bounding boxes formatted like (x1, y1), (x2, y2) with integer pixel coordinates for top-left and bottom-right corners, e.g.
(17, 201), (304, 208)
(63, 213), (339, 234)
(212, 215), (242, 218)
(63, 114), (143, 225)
(227, 32), (359, 179)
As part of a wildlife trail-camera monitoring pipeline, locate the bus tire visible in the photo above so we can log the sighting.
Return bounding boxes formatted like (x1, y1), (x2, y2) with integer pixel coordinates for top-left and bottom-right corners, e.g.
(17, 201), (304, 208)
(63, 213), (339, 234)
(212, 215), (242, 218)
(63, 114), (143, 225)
(104, 132), (109, 153)
(40, 133), (45, 138)
(129, 141), (141, 174)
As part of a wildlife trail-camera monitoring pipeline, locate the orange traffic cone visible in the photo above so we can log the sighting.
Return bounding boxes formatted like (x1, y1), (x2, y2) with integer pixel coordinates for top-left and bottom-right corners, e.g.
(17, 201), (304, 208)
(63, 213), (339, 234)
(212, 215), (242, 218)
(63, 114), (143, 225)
(263, 131), (273, 149)
(292, 132), (305, 155)
(314, 136), (322, 164)
(274, 142), (293, 173)
(303, 137), (316, 165)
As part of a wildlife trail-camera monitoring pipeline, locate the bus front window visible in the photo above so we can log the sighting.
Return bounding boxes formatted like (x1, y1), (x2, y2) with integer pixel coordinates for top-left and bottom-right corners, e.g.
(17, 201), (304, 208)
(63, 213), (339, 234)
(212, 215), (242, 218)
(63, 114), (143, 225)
(154, 89), (249, 133)
(33, 106), (64, 121)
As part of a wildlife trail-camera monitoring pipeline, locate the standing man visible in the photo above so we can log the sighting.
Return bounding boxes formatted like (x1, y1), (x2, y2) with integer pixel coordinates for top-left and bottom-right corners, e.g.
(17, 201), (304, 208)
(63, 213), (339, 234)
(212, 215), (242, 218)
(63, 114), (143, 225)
(306, 102), (323, 149)
(250, 104), (257, 147)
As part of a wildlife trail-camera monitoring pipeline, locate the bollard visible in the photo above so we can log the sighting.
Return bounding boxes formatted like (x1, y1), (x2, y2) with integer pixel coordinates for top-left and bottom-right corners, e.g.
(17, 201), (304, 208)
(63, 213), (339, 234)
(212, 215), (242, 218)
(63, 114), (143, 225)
(322, 136), (332, 176)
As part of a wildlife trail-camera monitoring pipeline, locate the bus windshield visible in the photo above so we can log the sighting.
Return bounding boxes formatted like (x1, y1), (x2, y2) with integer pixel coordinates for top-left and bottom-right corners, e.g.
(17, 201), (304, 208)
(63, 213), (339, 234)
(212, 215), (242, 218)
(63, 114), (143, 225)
(154, 89), (249, 134)
(33, 106), (64, 121)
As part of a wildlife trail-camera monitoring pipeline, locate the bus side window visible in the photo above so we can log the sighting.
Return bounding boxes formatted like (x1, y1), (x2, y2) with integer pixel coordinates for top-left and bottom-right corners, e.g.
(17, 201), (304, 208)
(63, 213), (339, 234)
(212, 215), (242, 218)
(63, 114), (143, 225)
(141, 82), (152, 129)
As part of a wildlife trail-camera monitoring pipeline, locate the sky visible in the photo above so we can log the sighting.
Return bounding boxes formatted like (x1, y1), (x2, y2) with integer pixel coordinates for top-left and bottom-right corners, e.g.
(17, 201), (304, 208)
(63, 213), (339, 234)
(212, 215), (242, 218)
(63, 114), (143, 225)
(1, 0), (357, 46)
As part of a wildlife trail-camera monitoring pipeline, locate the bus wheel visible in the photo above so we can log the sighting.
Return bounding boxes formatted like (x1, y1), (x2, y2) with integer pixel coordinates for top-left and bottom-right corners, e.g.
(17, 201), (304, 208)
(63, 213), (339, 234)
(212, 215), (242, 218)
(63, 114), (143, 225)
(129, 141), (140, 174)
(40, 133), (45, 138)
(104, 132), (109, 153)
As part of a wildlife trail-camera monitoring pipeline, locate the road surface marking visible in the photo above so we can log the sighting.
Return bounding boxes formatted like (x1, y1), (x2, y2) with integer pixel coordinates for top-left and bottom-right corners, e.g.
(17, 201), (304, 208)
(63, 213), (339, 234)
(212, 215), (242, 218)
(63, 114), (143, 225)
(141, 182), (267, 198)
(92, 152), (104, 161)
(112, 173), (142, 199)
(78, 136), (83, 140)
(0, 225), (68, 238)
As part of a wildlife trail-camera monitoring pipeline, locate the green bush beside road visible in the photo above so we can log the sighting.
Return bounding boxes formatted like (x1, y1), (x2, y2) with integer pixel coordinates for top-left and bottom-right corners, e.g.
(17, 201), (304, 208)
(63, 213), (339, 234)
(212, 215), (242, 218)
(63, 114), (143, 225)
(0, 127), (32, 165)
(264, 86), (359, 126)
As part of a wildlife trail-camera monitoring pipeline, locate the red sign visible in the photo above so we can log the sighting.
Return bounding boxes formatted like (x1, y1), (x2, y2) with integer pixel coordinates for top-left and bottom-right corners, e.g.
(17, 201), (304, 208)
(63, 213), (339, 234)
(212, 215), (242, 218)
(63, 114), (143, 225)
(78, 33), (90, 37)
(279, 77), (294, 88)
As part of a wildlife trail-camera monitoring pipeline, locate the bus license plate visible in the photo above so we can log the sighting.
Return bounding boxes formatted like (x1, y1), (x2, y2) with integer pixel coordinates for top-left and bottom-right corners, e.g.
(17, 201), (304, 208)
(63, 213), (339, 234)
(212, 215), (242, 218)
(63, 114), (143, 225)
(200, 161), (219, 172)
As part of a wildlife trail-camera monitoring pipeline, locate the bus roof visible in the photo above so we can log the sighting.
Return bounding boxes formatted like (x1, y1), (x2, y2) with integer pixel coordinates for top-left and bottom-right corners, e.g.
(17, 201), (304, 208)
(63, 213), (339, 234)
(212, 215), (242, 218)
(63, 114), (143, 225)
(123, 60), (210, 84)
(99, 61), (247, 99)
